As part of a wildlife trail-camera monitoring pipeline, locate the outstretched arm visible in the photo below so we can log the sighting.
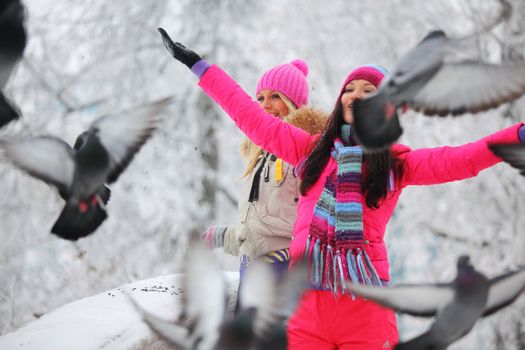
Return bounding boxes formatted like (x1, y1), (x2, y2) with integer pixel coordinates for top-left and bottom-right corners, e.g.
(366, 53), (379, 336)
(202, 225), (241, 256)
(158, 28), (315, 166)
(398, 123), (524, 187)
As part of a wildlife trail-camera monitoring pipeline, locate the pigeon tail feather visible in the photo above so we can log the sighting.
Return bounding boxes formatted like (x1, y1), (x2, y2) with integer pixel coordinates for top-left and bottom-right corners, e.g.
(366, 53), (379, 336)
(0, 92), (19, 128)
(51, 197), (108, 240)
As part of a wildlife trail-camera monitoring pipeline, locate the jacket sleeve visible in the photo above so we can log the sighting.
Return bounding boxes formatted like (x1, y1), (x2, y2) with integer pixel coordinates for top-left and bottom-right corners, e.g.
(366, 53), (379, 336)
(223, 226), (241, 256)
(198, 65), (315, 166)
(398, 123), (523, 187)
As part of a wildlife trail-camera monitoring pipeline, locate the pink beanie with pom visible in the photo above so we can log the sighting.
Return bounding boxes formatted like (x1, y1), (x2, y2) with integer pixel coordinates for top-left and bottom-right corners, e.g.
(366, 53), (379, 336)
(342, 64), (388, 90)
(256, 59), (309, 108)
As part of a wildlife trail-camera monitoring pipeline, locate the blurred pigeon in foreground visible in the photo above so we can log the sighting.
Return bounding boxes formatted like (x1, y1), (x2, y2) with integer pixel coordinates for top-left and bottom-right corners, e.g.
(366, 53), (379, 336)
(1, 97), (171, 240)
(353, 29), (525, 150)
(240, 259), (309, 349)
(489, 143), (525, 176)
(0, 0), (27, 128)
(53, 131), (112, 235)
(131, 236), (230, 350)
(346, 255), (525, 350)
(130, 236), (308, 350)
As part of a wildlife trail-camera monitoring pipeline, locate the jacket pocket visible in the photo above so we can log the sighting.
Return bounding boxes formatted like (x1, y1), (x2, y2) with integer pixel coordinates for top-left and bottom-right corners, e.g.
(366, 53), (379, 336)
(256, 162), (299, 233)
(253, 207), (296, 238)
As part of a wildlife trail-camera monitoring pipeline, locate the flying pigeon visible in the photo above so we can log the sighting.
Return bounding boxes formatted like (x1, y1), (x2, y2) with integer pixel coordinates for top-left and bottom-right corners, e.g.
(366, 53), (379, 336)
(50, 131), (112, 237)
(489, 143), (525, 176)
(353, 30), (525, 150)
(130, 236), (231, 350)
(1, 97), (171, 240)
(130, 236), (308, 350)
(345, 255), (525, 350)
(0, 0), (27, 128)
(239, 259), (309, 349)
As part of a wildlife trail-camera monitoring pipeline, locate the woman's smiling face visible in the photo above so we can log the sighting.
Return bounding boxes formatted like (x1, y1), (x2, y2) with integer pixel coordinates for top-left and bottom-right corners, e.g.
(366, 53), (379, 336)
(257, 89), (290, 118)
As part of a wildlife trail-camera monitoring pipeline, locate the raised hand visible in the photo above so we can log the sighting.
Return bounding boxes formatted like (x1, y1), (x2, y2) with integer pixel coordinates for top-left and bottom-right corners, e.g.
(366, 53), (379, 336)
(157, 27), (201, 69)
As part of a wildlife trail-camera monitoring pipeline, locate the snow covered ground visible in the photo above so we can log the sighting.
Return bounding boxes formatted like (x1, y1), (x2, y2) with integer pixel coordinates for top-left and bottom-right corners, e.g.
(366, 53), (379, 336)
(0, 271), (239, 350)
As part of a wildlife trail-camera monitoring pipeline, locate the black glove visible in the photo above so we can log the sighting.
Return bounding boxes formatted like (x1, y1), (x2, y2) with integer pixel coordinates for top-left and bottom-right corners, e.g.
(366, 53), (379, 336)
(157, 27), (201, 69)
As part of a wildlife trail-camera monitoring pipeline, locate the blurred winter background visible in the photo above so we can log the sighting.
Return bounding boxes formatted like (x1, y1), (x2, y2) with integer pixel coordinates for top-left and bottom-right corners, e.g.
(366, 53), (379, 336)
(0, 0), (524, 349)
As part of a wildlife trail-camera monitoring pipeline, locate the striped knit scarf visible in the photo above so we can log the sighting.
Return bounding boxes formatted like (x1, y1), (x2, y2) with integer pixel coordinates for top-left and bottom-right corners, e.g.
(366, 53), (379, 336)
(305, 139), (382, 294)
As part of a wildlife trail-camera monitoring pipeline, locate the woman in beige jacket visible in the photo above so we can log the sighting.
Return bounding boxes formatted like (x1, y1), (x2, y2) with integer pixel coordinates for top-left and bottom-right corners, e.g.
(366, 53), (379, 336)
(203, 59), (326, 296)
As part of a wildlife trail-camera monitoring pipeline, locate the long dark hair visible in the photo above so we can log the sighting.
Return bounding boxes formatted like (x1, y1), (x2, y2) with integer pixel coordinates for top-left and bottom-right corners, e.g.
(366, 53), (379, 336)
(299, 100), (403, 209)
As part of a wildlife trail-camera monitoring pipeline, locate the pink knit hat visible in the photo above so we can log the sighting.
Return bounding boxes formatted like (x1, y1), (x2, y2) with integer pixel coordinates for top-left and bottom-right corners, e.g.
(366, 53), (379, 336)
(256, 59), (309, 108)
(341, 64), (388, 91)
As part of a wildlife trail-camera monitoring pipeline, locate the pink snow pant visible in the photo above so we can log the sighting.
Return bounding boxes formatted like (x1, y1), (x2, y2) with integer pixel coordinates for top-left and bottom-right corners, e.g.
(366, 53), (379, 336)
(288, 290), (398, 349)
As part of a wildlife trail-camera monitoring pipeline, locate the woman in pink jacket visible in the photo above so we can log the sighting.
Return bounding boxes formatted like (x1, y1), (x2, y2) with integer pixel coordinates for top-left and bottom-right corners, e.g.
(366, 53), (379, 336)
(158, 29), (524, 349)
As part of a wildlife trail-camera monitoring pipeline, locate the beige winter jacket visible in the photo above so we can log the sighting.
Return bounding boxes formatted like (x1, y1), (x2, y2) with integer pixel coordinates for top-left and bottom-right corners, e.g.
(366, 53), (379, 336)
(223, 107), (327, 259)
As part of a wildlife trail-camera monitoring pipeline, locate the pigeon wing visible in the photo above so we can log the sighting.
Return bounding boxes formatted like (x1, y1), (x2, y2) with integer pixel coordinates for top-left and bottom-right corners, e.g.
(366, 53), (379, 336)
(346, 281), (454, 317)
(241, 260), (308, 350)
(271, 260), (309, 324)
(488, 144), (525, 176)
(89, 97), (172, 184)
(240, 259), (274, 309)
(182, 237), (227, 349)
(127, 295), (191, 350)
(0, 0), (27, 89)
(239, 260), (275, 335)
(391, 30), (447, 88)
(2, 136), (75, 194)
(0, 92), (19, 128)
(483, 268), (525, 317)
(411, 61), (525, 116)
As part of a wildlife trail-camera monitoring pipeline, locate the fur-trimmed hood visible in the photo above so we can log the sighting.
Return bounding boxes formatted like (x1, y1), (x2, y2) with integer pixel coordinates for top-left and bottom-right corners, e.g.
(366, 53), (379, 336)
(241, 107), (328, 157)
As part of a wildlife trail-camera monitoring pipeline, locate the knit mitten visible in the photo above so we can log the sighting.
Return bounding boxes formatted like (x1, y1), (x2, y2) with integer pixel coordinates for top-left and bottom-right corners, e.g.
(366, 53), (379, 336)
(202, 225), (228, 248)
(157, 27), (211, 79)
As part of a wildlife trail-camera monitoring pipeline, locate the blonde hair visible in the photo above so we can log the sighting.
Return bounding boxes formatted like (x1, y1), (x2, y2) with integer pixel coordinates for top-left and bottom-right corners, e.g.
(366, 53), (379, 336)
(241, 92), (297, 177)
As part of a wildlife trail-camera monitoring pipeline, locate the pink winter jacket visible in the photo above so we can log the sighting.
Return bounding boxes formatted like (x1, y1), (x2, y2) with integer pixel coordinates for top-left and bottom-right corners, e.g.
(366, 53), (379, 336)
(199, 64), (521, 282)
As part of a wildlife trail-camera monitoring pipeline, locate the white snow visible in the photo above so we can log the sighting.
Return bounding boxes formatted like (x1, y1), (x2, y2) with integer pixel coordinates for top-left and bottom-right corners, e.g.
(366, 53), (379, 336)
(0, 272), (239, 350)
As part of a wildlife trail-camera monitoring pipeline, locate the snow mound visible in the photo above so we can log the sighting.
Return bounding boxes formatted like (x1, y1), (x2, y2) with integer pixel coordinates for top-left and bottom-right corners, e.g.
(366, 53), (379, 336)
(0, 272), (239, 350)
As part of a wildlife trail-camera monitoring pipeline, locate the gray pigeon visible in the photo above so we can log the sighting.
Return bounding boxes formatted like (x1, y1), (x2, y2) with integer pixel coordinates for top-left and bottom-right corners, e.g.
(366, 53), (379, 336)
(346, 255), (525, 350)
(0, 0), (26, 127)
(353, 29), (525, 150)
(52, 131), (112, 237)
(1, 97), (171, 240)
(131, 236), (231, 350)
(240, 259), (309, 350)
(130, 236), (308, 350)
(489, 143), (525, 176)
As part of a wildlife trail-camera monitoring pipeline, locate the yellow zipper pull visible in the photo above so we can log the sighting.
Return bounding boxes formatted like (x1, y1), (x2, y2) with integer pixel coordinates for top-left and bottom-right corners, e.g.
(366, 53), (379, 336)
(275, 158), (283, 182)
